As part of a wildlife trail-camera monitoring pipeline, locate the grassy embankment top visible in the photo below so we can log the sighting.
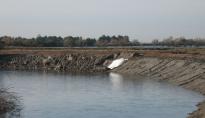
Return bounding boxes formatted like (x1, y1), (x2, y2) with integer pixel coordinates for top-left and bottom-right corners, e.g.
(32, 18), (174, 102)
(0, 47), (205, 60)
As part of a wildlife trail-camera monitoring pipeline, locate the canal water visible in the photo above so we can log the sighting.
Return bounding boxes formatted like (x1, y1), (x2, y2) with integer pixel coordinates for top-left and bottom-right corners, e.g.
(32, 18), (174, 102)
(0, 71), (204, 118)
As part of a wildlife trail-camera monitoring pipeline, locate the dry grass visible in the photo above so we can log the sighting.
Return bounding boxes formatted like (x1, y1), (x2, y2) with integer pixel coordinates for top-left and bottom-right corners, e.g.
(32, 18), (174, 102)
(1, 47), (205, 60)
(0, 88), (21, 116)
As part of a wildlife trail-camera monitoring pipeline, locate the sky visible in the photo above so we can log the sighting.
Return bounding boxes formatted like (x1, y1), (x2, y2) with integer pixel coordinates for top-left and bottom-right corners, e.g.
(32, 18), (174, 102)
(0, 0), (205, 42)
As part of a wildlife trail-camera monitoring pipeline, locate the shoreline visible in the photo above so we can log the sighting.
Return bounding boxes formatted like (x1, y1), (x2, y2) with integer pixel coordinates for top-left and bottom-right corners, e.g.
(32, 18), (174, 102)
(0, 48), (205, 118)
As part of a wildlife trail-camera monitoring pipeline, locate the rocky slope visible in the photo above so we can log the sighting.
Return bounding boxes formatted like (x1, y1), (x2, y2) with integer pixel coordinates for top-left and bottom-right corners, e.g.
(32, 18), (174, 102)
(0, 54), (113, 72)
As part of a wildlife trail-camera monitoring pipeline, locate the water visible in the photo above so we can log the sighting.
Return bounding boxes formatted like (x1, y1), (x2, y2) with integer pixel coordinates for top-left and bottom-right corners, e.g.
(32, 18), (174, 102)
(0, 71), (204, 118)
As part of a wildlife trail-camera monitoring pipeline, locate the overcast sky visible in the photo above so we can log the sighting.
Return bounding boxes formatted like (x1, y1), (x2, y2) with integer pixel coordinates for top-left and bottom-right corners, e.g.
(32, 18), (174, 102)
(0, 0), (205, 42)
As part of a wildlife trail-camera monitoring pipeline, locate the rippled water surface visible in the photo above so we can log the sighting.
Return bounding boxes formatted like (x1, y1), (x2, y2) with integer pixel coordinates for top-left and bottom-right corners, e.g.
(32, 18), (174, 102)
(0, 71), (204, 118)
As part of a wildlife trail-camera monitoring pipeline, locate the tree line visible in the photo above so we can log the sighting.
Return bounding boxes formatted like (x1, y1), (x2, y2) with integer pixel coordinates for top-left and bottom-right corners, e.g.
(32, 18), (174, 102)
(0, 35), (205, 48)
(151, 36), (205, 47)
(0, 35), (139, 48)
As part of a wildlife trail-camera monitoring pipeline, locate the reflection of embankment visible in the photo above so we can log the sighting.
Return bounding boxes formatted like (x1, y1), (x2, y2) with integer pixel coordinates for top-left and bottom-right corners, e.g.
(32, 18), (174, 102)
(0, 88), (21, 118)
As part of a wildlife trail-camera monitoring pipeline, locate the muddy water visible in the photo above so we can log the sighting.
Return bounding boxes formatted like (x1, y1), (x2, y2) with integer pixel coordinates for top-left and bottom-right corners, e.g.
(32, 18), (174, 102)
(0, 71), (204, 118)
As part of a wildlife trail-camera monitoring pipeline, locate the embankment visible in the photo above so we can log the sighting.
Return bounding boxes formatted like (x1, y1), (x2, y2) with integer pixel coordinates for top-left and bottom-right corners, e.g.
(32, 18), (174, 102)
(0, 48), (205, 118)
(0, 54), (113, 72)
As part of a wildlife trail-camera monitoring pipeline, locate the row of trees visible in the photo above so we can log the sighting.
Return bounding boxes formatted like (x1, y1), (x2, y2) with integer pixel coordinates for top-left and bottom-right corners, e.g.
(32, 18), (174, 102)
(0, 40), (3, 48)
(0, 35), (135, 47)
(0, 35), (205, 48)
(152, 36), (205, 47)
(97, 35), (131, 46)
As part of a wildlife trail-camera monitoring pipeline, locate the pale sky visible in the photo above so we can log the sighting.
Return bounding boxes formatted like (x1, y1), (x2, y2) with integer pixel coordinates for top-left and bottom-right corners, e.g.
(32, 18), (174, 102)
(0, 0), (205, 42)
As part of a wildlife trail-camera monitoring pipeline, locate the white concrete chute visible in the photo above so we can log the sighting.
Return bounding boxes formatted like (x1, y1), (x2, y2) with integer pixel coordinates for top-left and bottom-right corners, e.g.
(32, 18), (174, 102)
(107, 58), (128, 69)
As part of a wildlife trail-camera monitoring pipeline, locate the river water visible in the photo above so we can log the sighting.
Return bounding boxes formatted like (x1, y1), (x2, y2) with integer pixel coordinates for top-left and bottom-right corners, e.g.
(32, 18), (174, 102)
(0, 71), (204, 118)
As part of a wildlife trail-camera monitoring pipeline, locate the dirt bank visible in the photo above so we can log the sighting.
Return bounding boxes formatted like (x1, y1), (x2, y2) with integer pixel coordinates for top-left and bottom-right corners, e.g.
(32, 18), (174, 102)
(0, 54), (113, 72)
(0, 48), (205, 118)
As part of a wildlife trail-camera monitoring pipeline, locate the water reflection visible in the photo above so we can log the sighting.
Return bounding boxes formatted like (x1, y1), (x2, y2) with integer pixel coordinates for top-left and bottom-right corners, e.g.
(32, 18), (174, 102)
(109, 73), (123, 90)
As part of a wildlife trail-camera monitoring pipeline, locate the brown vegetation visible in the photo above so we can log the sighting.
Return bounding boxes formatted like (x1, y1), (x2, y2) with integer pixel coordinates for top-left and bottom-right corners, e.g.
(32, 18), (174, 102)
(0, 88), (21, 115)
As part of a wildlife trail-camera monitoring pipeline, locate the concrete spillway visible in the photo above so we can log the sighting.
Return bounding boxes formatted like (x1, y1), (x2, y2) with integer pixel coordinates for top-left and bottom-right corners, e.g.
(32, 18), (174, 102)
(108, 58), (128, 69)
